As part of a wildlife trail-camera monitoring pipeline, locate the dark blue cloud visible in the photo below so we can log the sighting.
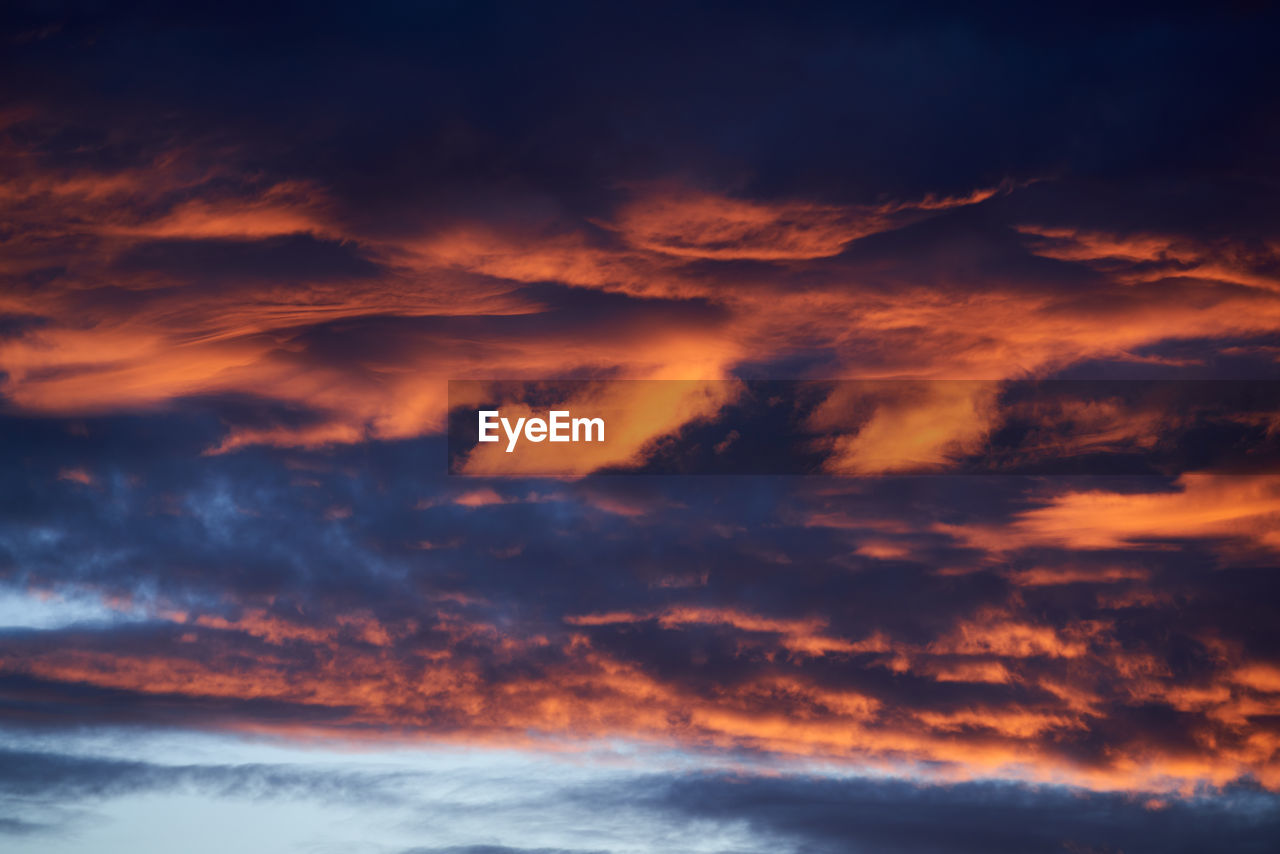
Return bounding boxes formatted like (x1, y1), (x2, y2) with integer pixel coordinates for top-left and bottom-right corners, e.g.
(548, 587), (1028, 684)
(625, 773), (1280, 854)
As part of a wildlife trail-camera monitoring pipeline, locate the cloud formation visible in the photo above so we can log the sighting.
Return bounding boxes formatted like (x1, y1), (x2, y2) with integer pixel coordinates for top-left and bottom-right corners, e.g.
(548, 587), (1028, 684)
(3, 2), (1280, 850)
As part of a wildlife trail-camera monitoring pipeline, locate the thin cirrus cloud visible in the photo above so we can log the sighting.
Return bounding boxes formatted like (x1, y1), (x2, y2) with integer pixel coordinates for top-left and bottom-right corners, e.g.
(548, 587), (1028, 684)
(604, 185), (1003, 261)
(938, 475), (1280, 552)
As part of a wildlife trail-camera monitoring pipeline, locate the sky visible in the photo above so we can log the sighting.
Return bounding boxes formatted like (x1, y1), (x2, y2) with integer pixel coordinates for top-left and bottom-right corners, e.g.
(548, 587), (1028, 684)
(2, 2), (1280, 852)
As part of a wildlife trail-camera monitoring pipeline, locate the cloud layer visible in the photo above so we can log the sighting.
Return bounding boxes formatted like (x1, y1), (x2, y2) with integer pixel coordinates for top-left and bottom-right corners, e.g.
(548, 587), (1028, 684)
(3, 1), (1280, 850)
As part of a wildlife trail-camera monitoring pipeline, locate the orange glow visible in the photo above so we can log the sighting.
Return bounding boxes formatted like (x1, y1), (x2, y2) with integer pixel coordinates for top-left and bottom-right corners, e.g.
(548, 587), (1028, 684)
(611, 186), (1003, 261)
(810, 382), (999, 474)
(1009, 475), (1280, 551)
(1, 593), (1276, 794)
(454, 380), (741, 476)
(4, 152), (1280, 458)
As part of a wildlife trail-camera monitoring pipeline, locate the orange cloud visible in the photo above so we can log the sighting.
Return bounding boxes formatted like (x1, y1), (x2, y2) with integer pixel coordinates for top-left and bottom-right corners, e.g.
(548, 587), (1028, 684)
(452, 380), (740, 476)
(56, 467), (94, 485)
(931, 476), (1280, 555)
(1006, 565), (1151, 586)
(4, 134), (1280, 458)
(928, 609), (1102, 659)
(809, 381), (999, 474)
(610, 186), (1002, 261)
(1018, 225), (1280, 292)
(566, 605), (863, 658)
(0, 588), (1276, 794)
(1009, 475), (1280, 551)
(612, 192), (878, 260)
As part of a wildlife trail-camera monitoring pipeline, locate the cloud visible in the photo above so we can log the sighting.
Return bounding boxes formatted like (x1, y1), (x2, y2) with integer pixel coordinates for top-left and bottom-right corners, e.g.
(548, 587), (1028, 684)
(627, 773), (1280, 854)
(12, 743), (1277, 854)
(3, 7), (1280, 852)
(809, 382), (999, 474)
(3, 423), (1279, 794)
(0, 748), (403, 803)
(606, 185), (1001, 261)
(946, 475), (1280, 552)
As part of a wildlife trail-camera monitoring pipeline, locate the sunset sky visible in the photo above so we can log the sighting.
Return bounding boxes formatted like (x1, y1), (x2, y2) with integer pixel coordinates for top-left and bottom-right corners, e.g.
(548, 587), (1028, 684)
(3, 3), (1280, 852)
